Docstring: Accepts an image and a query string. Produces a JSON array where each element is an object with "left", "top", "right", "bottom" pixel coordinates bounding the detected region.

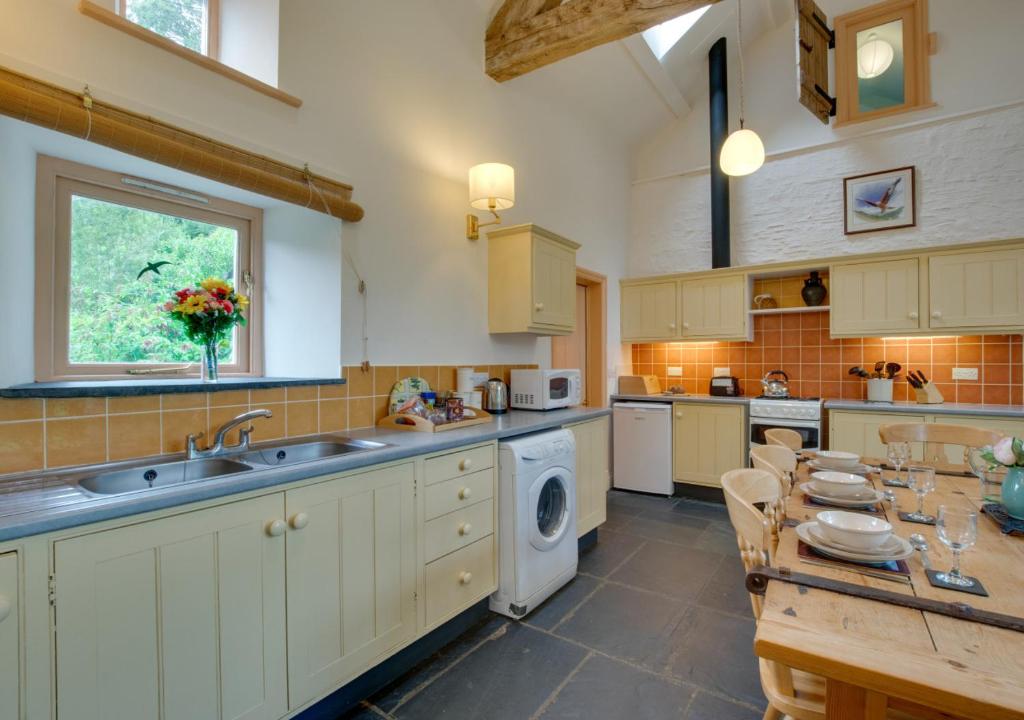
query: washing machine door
[{"left": 527, "top": 465, "right": 574, "bottom": 551}]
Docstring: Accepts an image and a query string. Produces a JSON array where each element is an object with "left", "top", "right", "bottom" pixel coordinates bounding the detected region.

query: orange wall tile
[{"left": 633, "top": 311, "right": 1023, "bottom": 405}]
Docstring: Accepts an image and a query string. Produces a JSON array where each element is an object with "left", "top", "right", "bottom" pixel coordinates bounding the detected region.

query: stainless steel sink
[
  {"left": 239, "top": 439, "right": 389, "bottom": 467},
  {"left": 77, "top": 458, "right": 253, "bottom": 496}
]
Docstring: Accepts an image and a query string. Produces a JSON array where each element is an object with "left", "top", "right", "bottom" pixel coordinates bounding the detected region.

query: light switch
[
  {"left": 667, "top": 367, "right": 683, "bottom": 376},
  {"left": 952, "top": 367, "right": 979, "bottom": 381}
]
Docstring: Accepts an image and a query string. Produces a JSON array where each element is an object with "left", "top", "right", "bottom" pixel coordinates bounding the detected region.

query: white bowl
[
  {"left": 810, "top": 471, "right": 869, "bottom": 498},
  {"left": 814, "top": 450, "right": 861, "bottom": 469},
  {"left": 816, "top": 511, "right": 893, "bottom": 551}
]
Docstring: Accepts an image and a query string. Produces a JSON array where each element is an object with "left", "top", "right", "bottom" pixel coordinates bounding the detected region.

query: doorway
[{"left": 552, "top": 267, "right": 606, "bottom": 407}]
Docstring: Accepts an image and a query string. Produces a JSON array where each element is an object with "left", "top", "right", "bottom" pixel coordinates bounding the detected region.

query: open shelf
[{"left": 749, "top": 305, "right": 830, "bottom": 316}]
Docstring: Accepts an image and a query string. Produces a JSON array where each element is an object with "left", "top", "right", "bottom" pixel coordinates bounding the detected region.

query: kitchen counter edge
[
  {"left": 610, "top": 393, "right": 751, "bottom": 405},
  {"left": 824, "top": 400, "right": 1024, "bottom": 418},
  {"left": 0, "top": 406, "right": 611, "bottom": 543}
]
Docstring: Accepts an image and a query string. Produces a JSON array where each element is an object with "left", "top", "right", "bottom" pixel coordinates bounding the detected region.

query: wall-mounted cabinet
[
  {"left": 488, "top": 223, "right": 580, "bottom": 336},
  {"left": 621, "top": 281, "right": 679, "bottom": 341},
  {"left": 830, "top": 257, "right": 920, "bottom": 336},
  {"left": 620, "top": 274, "right": 750, "bottom": 343},
  {"left": 928, "top": 248, "right": 1024, "bottom": 330}
]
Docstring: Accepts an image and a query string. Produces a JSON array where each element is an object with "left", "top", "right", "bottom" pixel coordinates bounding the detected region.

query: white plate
[
  {"left": 807, "top": 459, "right": 879, "bottom": 475},
  {"left": 800, "top": 482, "right": 884, "bottom": 508},
  {"left": 796, "top": 522, "right": 913, "bottom": 563},
  {"left": 806, "top": 523, "right": 902, "bottom": 556}
]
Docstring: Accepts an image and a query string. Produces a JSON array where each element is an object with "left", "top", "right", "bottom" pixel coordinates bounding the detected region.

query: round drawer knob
[
  {"left": 675, "top": 412, "right": 683, "bottom": 419},
  {"left": 289, "top": 512, "right": 310, "bottom": 530},
  {"left": 682, "top": 322, "right": 690, "bottom": 329},
  {"left": 908, "top": 311, "right": 919, "bottom": 320},
  {"left": 932, "top": 311, "right": 942, "bottom": 319},
  {"left": 265, "top": 520, "right": 287, "bottom": 537},
  {"left": 0, "top": 596, "right": 10, "bottom": 625},
  {"left": 458, "top": 571, "right": 473, "bottom": 586},
  {"left": 668, "top": 323, "right": 676, "bottom": 330},
  {"left": 458, "top": 458, "right": 473, "bottom": 472},
  {"left": 535, "top": 303, "right": 544, "bottom": 311},
  {"left": 458, "top": 523, "right": 472, "bottom": 536},
  {"left": 458, "top": 487, "right": 472, "bottom": 500}
]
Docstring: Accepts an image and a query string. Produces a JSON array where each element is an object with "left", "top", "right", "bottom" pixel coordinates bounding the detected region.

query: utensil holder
[
  {"left": 914, "top": 382, "right": 945, "bottom": 404},
  {"left": 866, "top": 378, "right": 894, "bottom": 403}
]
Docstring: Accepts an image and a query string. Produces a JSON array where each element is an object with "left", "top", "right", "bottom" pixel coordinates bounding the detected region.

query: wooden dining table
[{"left": 754, "top": 460, "right": 1024, "bottom": 720}]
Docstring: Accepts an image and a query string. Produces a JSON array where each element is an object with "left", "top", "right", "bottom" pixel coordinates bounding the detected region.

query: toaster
[{"left": 709, "top": 376, "right": 742, "bottom": 397}]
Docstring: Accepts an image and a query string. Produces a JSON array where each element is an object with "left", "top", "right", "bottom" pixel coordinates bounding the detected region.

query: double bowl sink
[{"left": 75, "top": 438, "right": 390, "bottom": 497}]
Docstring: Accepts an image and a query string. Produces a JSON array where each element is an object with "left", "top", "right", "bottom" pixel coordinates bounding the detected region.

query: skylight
[{"left": 642, "top": 6, "right": 711, "bottom": 60}]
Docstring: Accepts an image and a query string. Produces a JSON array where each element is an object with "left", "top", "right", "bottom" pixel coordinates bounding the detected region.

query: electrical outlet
[
  {"left": 667, "top": 366, "right": 683, "bottom": 377},
  {"left": 714, "top": 367, "right": 731, "bottom": 377},
  {"left": 952, "top": 367, "right": 979, "bottom": 381}
]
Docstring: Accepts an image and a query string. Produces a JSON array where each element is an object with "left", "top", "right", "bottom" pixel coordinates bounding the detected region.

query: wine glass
[
  {"left": 935, "top": 505, "right": 978, "bottom": 587},
  {"left": 906, "top": 465, "right": 936, "bottom": 521},
  {"left": 887, "top": 442, "right": 911, "bottom": 484}
]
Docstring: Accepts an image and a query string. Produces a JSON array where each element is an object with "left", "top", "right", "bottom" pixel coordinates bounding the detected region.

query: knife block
[{"left": 914, "top": 382, "right": 945, "bottom": 404}]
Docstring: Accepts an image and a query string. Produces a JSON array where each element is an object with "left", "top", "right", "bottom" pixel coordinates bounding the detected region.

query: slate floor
[{"left": 343, "top": 490, "right": 764, "bottom": 720}]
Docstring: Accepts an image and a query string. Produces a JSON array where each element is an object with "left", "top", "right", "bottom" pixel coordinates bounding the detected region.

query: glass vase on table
[{"left": 935, "top": 505, "right": 978, "bottom": 588}]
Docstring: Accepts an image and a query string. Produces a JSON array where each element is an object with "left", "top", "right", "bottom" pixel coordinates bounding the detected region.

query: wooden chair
[
  {"left": 750, "top": 444, "right": 798, "bottom": 495},
  {"left": 879, "top": 422, "right": 1004, "bottom": 465},
  {"left": 764, "top": 428, "right": 803, "bottom": 452}
]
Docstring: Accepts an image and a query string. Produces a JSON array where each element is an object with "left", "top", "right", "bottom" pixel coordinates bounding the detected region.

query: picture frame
[{"left": 843, "top": 165, "right": 916, "bottom": 235}]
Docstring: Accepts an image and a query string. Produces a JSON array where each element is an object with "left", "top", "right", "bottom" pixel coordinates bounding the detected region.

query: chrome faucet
[{"left": 186, "top": 408, "right": 273, "bottom": 460}]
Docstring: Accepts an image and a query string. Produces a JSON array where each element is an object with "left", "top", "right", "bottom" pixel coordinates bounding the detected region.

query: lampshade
[
  {"left": 468, "top": 163, "right": 515, "bottom": 210},
  {"left": 720, "top": 128, "right": 765, "bottom": 177},
  {"left": 857, "top": 34, "right": 894, "bottom": 79}
]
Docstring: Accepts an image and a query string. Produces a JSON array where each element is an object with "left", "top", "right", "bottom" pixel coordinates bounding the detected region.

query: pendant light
[
  {"left": 719, "top": 0, "right": 764, "bottom": 177},
  {"left": 857, "top": 32, "right": 894, "bottom": 79}
]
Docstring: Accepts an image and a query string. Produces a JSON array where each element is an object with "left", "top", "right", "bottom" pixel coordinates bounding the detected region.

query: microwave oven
[{"left": 510, "top": 369, "right": 581, "bottom": 410}]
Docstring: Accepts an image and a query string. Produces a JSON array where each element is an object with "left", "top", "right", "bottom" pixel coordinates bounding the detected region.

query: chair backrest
[
  {"left": 879, "top": 422, "right": 1005, "bottom": 464},
  {"left": 721, "top": 468, "right": 785, "bottom": 617},
  {"left": 750, "top": 444, "right": 798, "bottom": 494},
  {"left": 764, "top": 428, "right": 803, "bottom": 452}
]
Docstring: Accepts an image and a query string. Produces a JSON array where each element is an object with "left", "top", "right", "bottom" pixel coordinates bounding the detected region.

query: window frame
[
  {"left": 35, "top": 155, "right": 264, "bottom": 381},
  {"left": 117, "top": 0, "right": 220, "bottom": 59},
  {"left": 833, "top": 0, "right": 933, "bottom": 127}
]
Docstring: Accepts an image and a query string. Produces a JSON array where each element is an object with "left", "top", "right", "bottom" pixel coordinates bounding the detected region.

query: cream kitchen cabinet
[
  {"left": 0, "top": 552, "right": 19, "bottom": 720},
  {"left": 831, "top": 258, "right": 921, "bottom": 336},
  {"left": 673, "top": 402, "right": 746, "bottom": 487},
  {"left": 53, "top": 494, "right": 288, "bottom": 720},
  {"left": 284, "top": 463, "right": 417, "bottom": 709},
  {"left": 679, "top": 274, "right": 749, "bottom": 340},
  {"left": 620, "top": 281, "right": 679, "bottom": 341},
  {"left": 488, "top": 223, "right": 580, "bottom": 335},
  {"left": 567, "top": 415, "right": 610, "bottom": 537},
  {"left": 829, "top": 410, "right": 926, "bottom": 460},
  {"left": 928, "top": 248, "right": 1024, "bottom": 330},
  {"left": 923, "top": 415, "right": 1024, "bottom": 464}
]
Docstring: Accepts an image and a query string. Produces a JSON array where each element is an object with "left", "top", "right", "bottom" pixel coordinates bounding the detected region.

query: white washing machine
[{"left": 490, "top": 429, "right": 578, "bottom": 619}]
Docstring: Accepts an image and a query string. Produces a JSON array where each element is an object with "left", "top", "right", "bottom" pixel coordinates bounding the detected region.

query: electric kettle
[
  {"left": 761, "top": 370, "right": 790, "bottom": 398},
  {"left": 483, "top": 378, "right": 509, "bottom": 414}
]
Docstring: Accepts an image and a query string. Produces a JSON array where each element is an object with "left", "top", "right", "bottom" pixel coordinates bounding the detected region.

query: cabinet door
[
  {"left": 0, "top": 553, "right": 19, "bottom": 720},
  {"left": 620, "top": 282, "right": 678, "bottom": 341},
  {"left": 828, "top": 411, "right": 926, "bottom": 460},
  {"left": 673, "top": 403, "right": 746, "bottom": 487},
  {"left": 54, "top": 495, "right": 287, "bottom": 720},
  {"left": 928, "top": 415, "right": 1024, "bottom": 465},
  {"left": 285, "top": 463, "right": 416, "bottom": 709},
  {"left": 831, "top": 259, "right": 920, "bottom": 335},
  {"left": 569, "top": 416, "right": 610, "bottom": 537},
  {"left": 532, "top": 235, "right": 576, "bottom": 329},
  {"left": 680, "top": 275, "right": 748, "bottom": 339},
  {"left": 929, "top": 249, "right": 1024, "bottom": 330}
]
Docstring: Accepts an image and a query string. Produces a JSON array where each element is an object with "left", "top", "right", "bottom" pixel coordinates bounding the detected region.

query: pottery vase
[
  {"left": 1001, "top": 466, "right": 1024, "bottom": 520},
  {"left": 801, "top": 271, "right": 827, "bottom": 307}
]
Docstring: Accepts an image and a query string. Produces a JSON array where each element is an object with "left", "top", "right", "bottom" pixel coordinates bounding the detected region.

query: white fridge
[{"left": 612, "top": 402, "right": 674, "bottom": 495}]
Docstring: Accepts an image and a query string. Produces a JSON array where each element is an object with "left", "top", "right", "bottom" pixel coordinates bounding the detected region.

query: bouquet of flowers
[
  {"left": 164, "top": 277, "right": 249, "bottom": 381},
  {"left": 981, "top": 437, "right": 1024, "bottom": 468}
]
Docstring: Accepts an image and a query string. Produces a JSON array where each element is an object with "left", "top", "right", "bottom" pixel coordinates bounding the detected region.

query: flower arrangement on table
[
  {"left": 164, "top": 277, "right": 249, "bottom": 382},
  {"left": 980, "top": 436, "right": 1024, "bottom": 520}
]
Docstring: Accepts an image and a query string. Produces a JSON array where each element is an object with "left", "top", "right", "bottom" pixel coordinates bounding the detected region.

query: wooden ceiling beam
[{"left": 486, "top": 0, "right": 719, "bottom": 82}]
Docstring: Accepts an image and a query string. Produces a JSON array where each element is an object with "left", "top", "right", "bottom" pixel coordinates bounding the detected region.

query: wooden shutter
[{"left": 796, "top": 0, "right": 834, "bottom": 124}]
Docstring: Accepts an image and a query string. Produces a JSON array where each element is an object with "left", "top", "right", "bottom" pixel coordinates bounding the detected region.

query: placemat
[
  {"left": 982, "top": 503, "right": 1024, "bottom": 535},
  {"left": 881, "top": 477, "right": 910, "bottom": 489},
  {"left": 898, "top": 511, "right": 936, "bottom": 526},
  {"left": 797, "top": 540, "right": 911, "bottom": 583},
  {"left": 925, "top": 569, "right": 989, "bottom": 596}
]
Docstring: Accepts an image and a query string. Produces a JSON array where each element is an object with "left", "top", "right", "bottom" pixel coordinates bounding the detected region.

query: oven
[{"left": 748, "top": 399, "right": 824, "bottom": 451}]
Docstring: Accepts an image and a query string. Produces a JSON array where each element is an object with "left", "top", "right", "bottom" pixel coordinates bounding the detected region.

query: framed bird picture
[{"left": 843, "top": 166, "right": 916, "bottom": 235}]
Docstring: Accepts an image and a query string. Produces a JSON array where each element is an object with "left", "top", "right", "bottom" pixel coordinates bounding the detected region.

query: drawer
[
  {"left": 424, "top": 499, "right": 494, "bottom": 563},
  {"left": 424, "top": 468, "right": 495, "bottom": 521},
  {"left": 424, "top": 535, "right": 495, "bottom": 628},
  {"left": 424, "top": 444, "right": 494, "bottom": 486}
]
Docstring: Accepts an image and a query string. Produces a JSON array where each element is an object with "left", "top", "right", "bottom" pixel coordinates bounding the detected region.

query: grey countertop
[
  {"left": 0, "top": 406, "right": 610, "bottom": 543},
  {"left": 610, "top": 393, "right": 750, "bottom": 406},
  {"left": 824, "top": 399, "right": 1024, "bottom": 419}
]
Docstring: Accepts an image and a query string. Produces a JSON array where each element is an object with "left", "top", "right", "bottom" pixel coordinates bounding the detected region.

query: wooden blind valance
[{"left": 0, "top": 65, "right": 364, "bottom": 222}]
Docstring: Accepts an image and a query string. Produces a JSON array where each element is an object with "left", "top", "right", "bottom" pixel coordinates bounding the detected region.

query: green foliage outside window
[
  {"left": 69, "top": 195, "right": 238, "bottom": 365},
  {"left": 125, "top": 0, "right": 206, "bottom": 53}
]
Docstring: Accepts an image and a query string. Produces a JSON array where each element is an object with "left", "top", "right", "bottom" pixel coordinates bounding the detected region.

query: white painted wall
[
  {"left": 0, "top": 0, "right": 634, "bottom": 382},
  {"left": 219, "top": 0, "right": 278, "bottom": 86},
  {"left": 0, "top": 116, "right": 342, "bottom": 386},
  {"left": 630, "top": 0, "right": 1024, "bottom": 276}
]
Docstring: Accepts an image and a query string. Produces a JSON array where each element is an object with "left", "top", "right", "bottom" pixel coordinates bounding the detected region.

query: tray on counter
[{"left": 377, "top": 407, "right": 492, "bottom": 433}]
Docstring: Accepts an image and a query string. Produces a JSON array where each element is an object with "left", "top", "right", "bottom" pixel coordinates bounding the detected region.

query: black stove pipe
[{"left": 708, "top": 37, "right": 730, "bottom": 269}]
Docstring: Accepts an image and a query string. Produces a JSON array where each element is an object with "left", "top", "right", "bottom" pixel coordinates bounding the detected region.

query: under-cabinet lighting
[{"left": 122, "top": 176, "right": 210, "bottom": 204}]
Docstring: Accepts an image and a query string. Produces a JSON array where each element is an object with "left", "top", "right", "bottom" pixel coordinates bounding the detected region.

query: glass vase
[{"left": 200, "top": 337, "right": 219, "bottom": 383}]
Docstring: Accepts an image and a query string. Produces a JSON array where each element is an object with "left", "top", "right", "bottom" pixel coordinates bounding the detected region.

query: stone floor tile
[
  {"left": 695, "top": 554, "right": 752, "bottom": 618},
  {"left": 578, "top": 529, "right": 645, "bottom": 578},
  {"left": 526, "top": 573, "right": 602, "bottom": 631},
  {"left": 607, "top": 490, "right": 677, "bottom": 516},
  {"left": 685, "top": 691, "right": 762, "bottom": 720},
  {"left": 620, "top": 515, "right": 706, "bottom": 546},
  {"left": 610, "top": 540, "right": 721, "bottom": 599},
  {"left": 693, "top": 521, "right": 741, "bottom": 556}
]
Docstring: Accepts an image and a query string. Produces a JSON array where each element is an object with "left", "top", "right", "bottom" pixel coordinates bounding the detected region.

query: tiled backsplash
[
  {"left": 631, "top": 311, "right": 1023, "bottom": 405},
  {"left": 0, "top": 364, "right": 534, "bottom": 476}
]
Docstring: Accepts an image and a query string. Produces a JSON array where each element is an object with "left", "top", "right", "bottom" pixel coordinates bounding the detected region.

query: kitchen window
[
  {"left": 35, "top": 156, "right": 262, "bottom": 380},
  {"left": 118, "top": 0, "right": 219, "bottom": 58}
]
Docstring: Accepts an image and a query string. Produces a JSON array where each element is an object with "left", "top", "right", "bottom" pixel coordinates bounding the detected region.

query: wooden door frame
[{"left": 553, "top": 266, "right": 607, "bottom": 408}]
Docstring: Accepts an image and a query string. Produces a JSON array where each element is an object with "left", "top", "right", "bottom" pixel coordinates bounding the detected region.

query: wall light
[
  {"left": 857, "top": 33, "right": 894, "bottom": 79},
  {"left": 466, "top": 162, "right": 514, "bottom": 240}
]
